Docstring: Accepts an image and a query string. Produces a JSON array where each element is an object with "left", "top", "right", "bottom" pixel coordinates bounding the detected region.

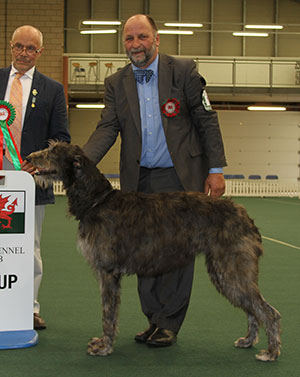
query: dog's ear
[{"left": 73, "top": 156, "right": 83, "bottom": 178}]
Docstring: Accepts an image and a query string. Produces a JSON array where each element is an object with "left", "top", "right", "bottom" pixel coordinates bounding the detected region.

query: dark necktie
[{"left": 134, "top": 69, "right": 154, "bottom": 84}]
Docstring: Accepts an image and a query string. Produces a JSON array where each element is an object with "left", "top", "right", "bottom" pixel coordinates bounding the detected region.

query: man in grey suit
[
  {"left": 0, "top": 25, "right": 70, "bottom": 329},
  {"left": 83, "top": 14, "right": 227, "bottom": 347}
]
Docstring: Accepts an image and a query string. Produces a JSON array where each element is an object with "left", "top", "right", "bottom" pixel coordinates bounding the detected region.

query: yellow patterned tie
[{"left": 6, "top": 72, "right": 23, "bottom": 163}]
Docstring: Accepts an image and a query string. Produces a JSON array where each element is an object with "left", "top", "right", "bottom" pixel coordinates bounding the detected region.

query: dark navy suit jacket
[{"left": 0, "top": 66, "right": 70, "bottom": 204}]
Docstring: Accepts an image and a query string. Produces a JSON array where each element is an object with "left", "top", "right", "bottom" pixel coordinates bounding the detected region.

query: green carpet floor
[{"left": 1, "top": 196, "right": 299, "bottom": 377}]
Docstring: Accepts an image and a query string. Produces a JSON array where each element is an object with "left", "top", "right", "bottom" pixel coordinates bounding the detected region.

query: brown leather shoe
[
  {"left": 34, "top": 313, "right": 47, "bottom": 330},
  {"left": 134, "top": 324, "right": 156, "bottom": 343},
  {"left": 146, "top": 328, "right": 177, "bottom": 347}
]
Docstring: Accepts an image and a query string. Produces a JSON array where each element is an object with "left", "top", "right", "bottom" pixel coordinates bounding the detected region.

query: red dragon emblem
[{"left": 0, "top": 194, "right": 18, "bottom": 229}]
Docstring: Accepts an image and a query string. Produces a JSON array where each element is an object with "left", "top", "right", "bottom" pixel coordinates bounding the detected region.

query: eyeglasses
[{"left": 11, "top": 43, "right": 42, "bottom": 55}]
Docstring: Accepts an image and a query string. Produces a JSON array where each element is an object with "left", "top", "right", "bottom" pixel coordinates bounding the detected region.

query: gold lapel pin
[{"left": 31, "top": 89, "right": 38, "bottom": 107}]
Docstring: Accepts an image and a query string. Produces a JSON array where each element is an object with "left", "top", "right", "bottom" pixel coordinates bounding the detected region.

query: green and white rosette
[{"left": 0, "top": 100, "right": 23, "bottom": 170}]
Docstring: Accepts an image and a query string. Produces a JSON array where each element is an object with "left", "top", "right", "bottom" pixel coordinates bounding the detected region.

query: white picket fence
[
  {"left": 224, "top": 179, "right": 300, "bottom": 197},
  {"left": 53, "top": 181, "right": 65, "bottom": 195},
  {"left": 53, "top": 178, "right": 300, "bottom": 198},
  {"left": 53, "top": 178, "right": 120, "bottom": 195}
]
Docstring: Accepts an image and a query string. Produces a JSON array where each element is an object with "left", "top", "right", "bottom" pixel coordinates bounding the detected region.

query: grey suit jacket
[
  {"left": 83, "top": 54, "right": 227, "bottom": 192},
  {"left": 0, "top": 67, "right": 71, "bottom": 204}
]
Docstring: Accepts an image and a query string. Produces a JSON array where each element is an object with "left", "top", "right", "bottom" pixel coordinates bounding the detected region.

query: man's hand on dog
[
  {"left": 204, "top": 173, "right": 225, "bottom": 197},
  {"left": 21, "top": 160, "right": 38, "bottom": 175}
]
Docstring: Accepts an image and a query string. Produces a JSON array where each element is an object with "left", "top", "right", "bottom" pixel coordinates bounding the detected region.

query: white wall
[
  {"left": 219, "top": 110, "right": 300, "bottom": 181},
  {"left": 69, "top": 108, "right": 300, "bottom": 182},
  {"left": 69, "top": 108, "right": 121, "bottom": 174}
]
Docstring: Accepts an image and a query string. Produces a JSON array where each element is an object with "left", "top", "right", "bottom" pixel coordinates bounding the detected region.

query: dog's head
[{"left": 26, "top": 141, "right": 98, "bottom": 189}]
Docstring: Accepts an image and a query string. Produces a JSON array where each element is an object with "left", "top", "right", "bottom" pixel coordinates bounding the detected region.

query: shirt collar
[
  {"left": 132, "top": 54, "right": 159, "bottom": 75},
  {"left": 10, "top": 64, "right": 35, "bottom": 79}
]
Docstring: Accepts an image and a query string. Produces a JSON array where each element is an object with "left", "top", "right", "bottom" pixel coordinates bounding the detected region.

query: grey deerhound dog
[{"left": 27, "top": 141, "right": 281, "bottom": 361}]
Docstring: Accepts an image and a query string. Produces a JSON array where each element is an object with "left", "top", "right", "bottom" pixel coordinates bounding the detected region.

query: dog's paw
[
  {"left": 255, "top": 349, "right": 280, "bottom": 362},
  {"left": 87, "top": 336, "right": 113, "bottom": 356},
  {"left": 234, "top": 336, "right": 258, "bottom": 348}
]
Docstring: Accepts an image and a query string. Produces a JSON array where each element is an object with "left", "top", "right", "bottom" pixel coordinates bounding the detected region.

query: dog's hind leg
[
  {"left": 251, "top": 298, "right": 281, "bottom": 362},
  {"left": 87, "top": 270, "right": 121, "bottom": 356},
  {"left": 234, "top": 313, "right": 259, "bottom": 348},
  {"left": 234, "top": 292, "right": 281, "bottom": 362},
  {"left": 205, "top": 243, "right": 281, "bottom": 361}
]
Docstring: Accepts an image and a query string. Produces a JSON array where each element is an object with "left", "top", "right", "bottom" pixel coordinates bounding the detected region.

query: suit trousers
[
  {"left": 137, "top": 167, "right": 195, "bottom": 333},
  {"left": 2, "top": 155, "right": 45, "bottom": 314}
]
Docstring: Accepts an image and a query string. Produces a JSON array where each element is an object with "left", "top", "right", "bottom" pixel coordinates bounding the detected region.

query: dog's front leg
[{"left": 87, "top": 270, "right": 121, "bottom": 356}]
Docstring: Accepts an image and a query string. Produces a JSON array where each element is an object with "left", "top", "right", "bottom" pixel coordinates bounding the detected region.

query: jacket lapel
[
  {"left": 123, "top": 66, "right": 141, "bottom": 138},
  {"left": 122, "top": 55, "right": 173, "bottom": 138},
  {"left": 158, "top": 55, "right": 172, "bottom": 133},
  {"left": 24, "top": 69, "right": 41, "bottom": 124},
  {"left": 0, "top": 68, "right": 11, "bottom": 99}
]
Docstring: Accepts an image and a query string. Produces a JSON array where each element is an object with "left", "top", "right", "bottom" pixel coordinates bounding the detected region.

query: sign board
[{"left": 0, "top": 170, "right": 38, "bottom": 348}]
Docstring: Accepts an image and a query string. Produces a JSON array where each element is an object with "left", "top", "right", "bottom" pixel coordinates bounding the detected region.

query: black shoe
[
  {"left": 134, "top": 324, "right": 156, "bottom": 343},
  {"left": 34, "top": 313, "right": 47, "bottom": 330},
  {"left": 146, "top": 328, "right": 177, "bottom": 347}
]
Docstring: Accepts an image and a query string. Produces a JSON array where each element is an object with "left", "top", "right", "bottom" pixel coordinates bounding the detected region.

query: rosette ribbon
[{"left": 0, "top": 100, "right": 23, "bottom": 170}]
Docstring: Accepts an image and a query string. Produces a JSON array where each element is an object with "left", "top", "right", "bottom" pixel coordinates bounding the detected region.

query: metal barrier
[{"left": 66, "top": 54, "right": 300, "bottom": 89}]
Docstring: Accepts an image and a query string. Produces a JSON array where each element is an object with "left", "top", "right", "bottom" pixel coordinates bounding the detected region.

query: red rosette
[
  {"left": 0, "top": 101, "right": 16, "bottom": 126},
  {"left": 161, "top": 98, "right": 180, "bottom": 118},
  {"left": 0, "top": 100, "right": 21, "bottom": 170}
]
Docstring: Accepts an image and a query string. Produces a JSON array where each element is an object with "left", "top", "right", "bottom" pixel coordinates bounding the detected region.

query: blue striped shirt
[{"left": 132, "top": 56, "right": 173, "bottom": 168}]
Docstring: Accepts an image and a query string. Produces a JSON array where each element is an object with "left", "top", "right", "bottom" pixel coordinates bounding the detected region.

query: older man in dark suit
[
  {"left": 0, "top": 25, "right": 70, "bottom": 329},
  {"left": 83, "top": 14, "right": 227, "bottom": 347}
]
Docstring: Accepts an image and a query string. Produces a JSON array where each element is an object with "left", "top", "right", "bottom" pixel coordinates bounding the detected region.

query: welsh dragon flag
[{"left": 0, "top": 191, "right": 25, "bottom": 233}]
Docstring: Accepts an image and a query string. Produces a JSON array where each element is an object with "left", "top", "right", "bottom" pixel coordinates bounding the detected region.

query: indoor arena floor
[{"left": 1, "top": 196, "right": 299, "bottom": 377}]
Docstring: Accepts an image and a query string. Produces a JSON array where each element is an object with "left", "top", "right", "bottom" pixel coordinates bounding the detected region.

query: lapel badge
[
  {"left": 31, "top": 89, "right": 38, "bottom": 108},
  {"left": 202, "top": 90, "right": 212, "bottom": 111}
]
